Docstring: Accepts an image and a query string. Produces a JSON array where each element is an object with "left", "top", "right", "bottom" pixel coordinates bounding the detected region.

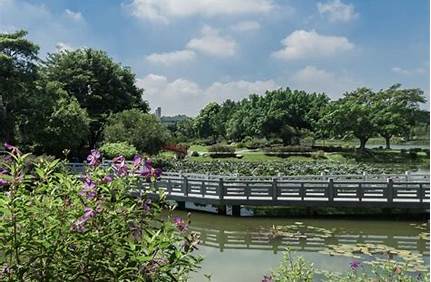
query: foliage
[
  {"left": 266, "top": 251, "right": 314, "bottom": 282},
  {"left": 42, "top": 48, "right": 149, "bottom": 146},
  {"left": 158, "top": 159, "right": 408, "bottom": 176},
  {"left": 207, "top": 145, "right": 235, "bottom": 153},
  {"left": 99, "top": 142, "right": 138, "bottom": 159},
  {"left": 319, "top": 86, "right": 426, "bottom": 150},
  {"left": 175, "top": 117, "right": 196, "bottom": 141},
  {"left": 318, "top": 88, "right": 377, "bottom": 150},
  {"left": 26, "top": 83, "right": 90, "bottom": 156},
  {"left": 193, "top": 103, "right": 223, "bottom": 141},
  {"left": 207, "top": 144, "right": 236, "bottom": 158},
  {"left": 240, "top": 137, "right": 269, "bottom": 149},
  {"left": 0, "top": 145, "right": 201, "bottom": 281},
  {"left": 372, "top": 84, "right": 426, "bottom": 149},
  {"left": 103, "top": 109, "right": 170, "bottom": 155},
  {"left": 265, "top": 250, "right": 429, "bottom": 282},
  {"left": 0, "top": 30, "right": 39, "bottom": 142}
]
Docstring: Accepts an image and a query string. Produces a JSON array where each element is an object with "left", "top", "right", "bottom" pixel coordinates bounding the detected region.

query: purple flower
[
  {"left": 350, "top": 260, "right": 361, "bottom": 270},
  {"left": 4, "top": 143, "right": 20, "bottom": 155},
  {"left": 79, "top": 177, "right": 97, "bottom": 200},
  {"left": 173, "top": 216, "right": 188, "bottom": 232},
  {"left": 71, "top": 207, "right": 97, "bottom": 232},
  {"left": 87, "top": 149, "right": 101, "bottom": 167},
  {"left": 133, "top": 154, "right": 142, "bottom": 168},
  {"left": 101, "top": 175, "right": 113, "bottom": 184},
  {"left": 262, "top": 275, "right": 273, "bottom": 282},
  {"left": 0, "top": 179, "right": 8, "bottom": 187},
  {"left": 139, "top": 162, "right": 152, "bottom": 177},
  {"left": 112, "top": 156, "right": 128, "bottom": 177}
]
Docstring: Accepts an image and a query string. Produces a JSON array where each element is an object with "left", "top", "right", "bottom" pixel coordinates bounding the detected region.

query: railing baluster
[
  {"left": 183, "top": 176, "right": 188, "bottom": 197},
  {"left": 272, "top": 178, "right": 277, "bottom": 201},
  {"left": 387, "top": 178, "right": 394, "bottom": 203},
  {"left": 219, "top": 178, "right": 224, "bottom": 200},
  {"left": 328, "top": 179, "right": 334, "bottom": 201},
  {"left": 300, "top": 183, "right": 305, "bottom": 200}
]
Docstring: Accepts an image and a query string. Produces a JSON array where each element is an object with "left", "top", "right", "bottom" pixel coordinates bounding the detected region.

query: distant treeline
[{"left": 165, "top": 86, "right": 428, "bottom": 150}]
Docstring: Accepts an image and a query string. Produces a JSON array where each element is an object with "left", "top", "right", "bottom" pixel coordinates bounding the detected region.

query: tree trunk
[
  {"left": 385, "top": 135, "right": 391, "bottom": 150},
  {"left": 359, "top": 137, "right": 368, "bottom": 151}
]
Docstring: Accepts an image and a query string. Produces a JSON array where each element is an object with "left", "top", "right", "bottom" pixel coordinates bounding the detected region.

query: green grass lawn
[{"left": 188, "top": 144, "right": 209, "bottom": 152}]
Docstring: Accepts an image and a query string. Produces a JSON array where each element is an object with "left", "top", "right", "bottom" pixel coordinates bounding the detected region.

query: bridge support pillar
[
  {"left": 382, "top": 208, "right": 392, "bottom": 215},
  {"left": 232, "top": 205, "right": 241, "bottom": 217},
  {"left": 177, "top": 201, "right": 186, "bottom": 210},
  {"left": 217, "top": 205, "right": 227, "bottom": 215}
]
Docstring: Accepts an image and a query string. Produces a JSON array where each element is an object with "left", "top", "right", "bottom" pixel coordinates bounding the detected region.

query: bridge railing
[
  {"left": 67, "top": 162, "right": 430, "bottom": 206},
  {"left": 154, "top": 174, "right": 430, "bottom": 206}
]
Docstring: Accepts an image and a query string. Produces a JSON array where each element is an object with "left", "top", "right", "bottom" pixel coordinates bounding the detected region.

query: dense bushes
[
  {"left": 240, "top": 137, "right": 268, "bottom": 149},
  {"left": 0, "top": 145, "right": 200, "bottom": 281},
  {"left": 207, "top": 144, "right": 236, "bottom": 158},
  {"left": 263, "top": 145, "right": 313, "bottom": 157},
  {"left": 99, "top": 142, "right": 138, "bottom": 159}
]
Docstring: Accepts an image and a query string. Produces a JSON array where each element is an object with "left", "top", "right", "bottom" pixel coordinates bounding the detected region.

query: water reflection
[{"left": 179, "top": 212, "right": 430, "bottom": 281}]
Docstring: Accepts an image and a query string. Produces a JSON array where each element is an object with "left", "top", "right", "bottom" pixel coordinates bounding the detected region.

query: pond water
[{"left": 177, "top": 211, "right": 430, "bottom": 282}]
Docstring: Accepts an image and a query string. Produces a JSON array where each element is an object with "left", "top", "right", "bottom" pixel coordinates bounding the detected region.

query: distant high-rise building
[{"left": 155, "top": 107, "right": 161, "bottom": 118}]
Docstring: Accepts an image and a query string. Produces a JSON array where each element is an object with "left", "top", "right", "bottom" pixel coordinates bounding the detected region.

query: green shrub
[
  {"left": 208, "top": 144, "right": 235, "bottom": 153},
  {"left": 191, "top": 151, "right": 200, "bottom": 157},
  {"left": 100, "top": 142, "right": 138, "bottom": 159},
  {"left": 0, "top": 145, "right": 201, "bottom": 281},
  {"left": 241, "top": 137, "right": 268, "bottom": 149}
]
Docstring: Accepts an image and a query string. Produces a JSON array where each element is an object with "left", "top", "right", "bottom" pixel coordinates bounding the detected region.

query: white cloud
[
  {"left": 391, "top": 66, "right": 426, "bottom": 75},
  {"left": 206, "top": 79, "right": 279, "bottom": 102},
  {"left": 125, "top": 0, "right": 273, "bottom": 24},
  {"left": 317, "top": 0, "right": 358, "bottom": 22},
  {"left": 290, "top": 66, "right": 360, "bottom": 98},
  {"left": 186, "top": 26, "right": 237, "bottom": 57},
  {"left": 137, "top": 74, "right": 278, "bottom": 115},
  {"left": 272, "top": 29, "right": 354, "bottom": 60},
  {"left": 231, "top": 20, "right": 261, "bottom": 32},
  {"left": 64, "top": 9, "right": 84, "bottom": 21},
  {"left": 55, "top": 42, "right": 74, "bottom": 52},
  {"left": 146, "top": 50, "right": 196, "bottom": 65}
]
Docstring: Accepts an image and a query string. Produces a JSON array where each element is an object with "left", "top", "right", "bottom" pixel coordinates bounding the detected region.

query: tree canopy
[
  {"left": 42, "top": 48, "right": 149, "bottom": 146},
  {"left": 103, "top": 109, "right": 170, "bottom": 155}
]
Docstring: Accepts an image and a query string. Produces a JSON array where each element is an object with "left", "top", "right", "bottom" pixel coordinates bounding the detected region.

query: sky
[{"left": 1, "top": 0, "right": 429, "bottom": 116}]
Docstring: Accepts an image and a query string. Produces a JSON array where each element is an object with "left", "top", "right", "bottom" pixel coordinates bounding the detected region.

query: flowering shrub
[
  {"left": 264, "top": 250, "right": 429, "bottom": 282},
  {"left": 0, "top": 144, "right": 201, "bottom": 281}
]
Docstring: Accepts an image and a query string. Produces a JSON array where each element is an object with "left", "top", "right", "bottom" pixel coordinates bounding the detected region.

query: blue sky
[{"left": 1, "top": 0, "right": 429, "bottom": 116}]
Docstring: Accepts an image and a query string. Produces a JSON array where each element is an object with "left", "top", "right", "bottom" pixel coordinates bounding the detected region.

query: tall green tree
[
  {"left": 193, "top": 102, "right": 222, "bottom": 141},
  {"left": 372, "top": 84, "right": 426, "bottom": 149},
  {"left": 19, "top": 81, "right": 90, "bottom": 156},
  {"left": 175, "top": 117, "right": 196, "bottom": 140},
  {"left": 0, "top": 30, "right": 39, "bottom": 142},
  {"left": 319, "top": 88, "right": 377, "bottom": 150},
  {"left": 42, "top": 48, "right": 149, "bottom": 147},
  {"left": 103, "top": 109, "right": 170, "bottom": 155}
]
